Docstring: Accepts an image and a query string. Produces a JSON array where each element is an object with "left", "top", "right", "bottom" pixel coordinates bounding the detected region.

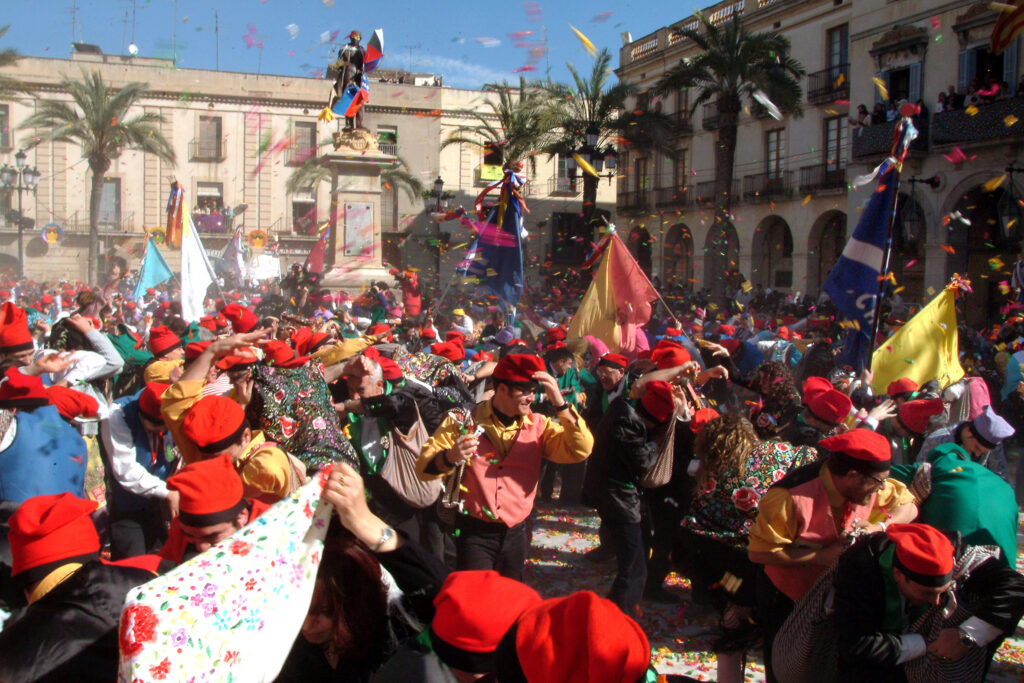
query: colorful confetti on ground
[{"left": 523, "top": 502, "right": 1024, "bottom": 681}]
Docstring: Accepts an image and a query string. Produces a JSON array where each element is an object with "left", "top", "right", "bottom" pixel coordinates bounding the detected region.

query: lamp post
[
  {"left": 430, "top": 176, "right": 445, "bottom": 290},
  {"left": 0, "top": 150, "right": 42, "bottom": 279}
]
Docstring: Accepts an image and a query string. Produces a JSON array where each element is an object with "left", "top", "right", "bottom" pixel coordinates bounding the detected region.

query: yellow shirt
[
  {"left": 748, "top": 463, "right": 915, "bottom": 554},
  {"left": 161, "top": 378, "right": 207, "bottom": 465}
]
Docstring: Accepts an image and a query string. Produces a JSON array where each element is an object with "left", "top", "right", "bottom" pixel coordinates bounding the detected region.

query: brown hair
[{"left": 694, "top": 413, "right": 758, "bottom": 489}]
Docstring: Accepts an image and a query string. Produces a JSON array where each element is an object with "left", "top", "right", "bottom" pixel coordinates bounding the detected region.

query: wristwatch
[
  {"left": 958, "top": 627, "right": 979, "bottom": 649},
  {"left": 372, "top": 526, "right": 395, "bottom": 552}
]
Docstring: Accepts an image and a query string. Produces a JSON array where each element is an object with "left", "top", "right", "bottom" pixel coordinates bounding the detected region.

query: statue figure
[{"left": 330, "top": 30, "right": 366, "bottom": 131}]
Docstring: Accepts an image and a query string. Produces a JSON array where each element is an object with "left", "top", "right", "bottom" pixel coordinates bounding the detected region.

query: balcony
[
  {"left": 931, "top": 97, "right": 1024, "bottom": 145},
  {"left": 617, "top": 189, "right": 649, "bottom": 212},
  {"left": 742, "top": 171, "right": 793, "bottom": 202},
  {"left": 674, "top": 110, "right": 694, "bottom": 136},
  {"left": 798, "top": 163, "right": 847, "bottom": 194},
  {"left": 378, "top": 142, "right": 398, "bottom": 156},
  {"left": 852, "top": 118, "right": 929, "bottom": 158},
  {"left": 188, "top": 137, "right": 226, "bottom": 162},
  {"left": 192, "top": 213, "right": 228, "bottom": 234},
  {"left": 655, "top": 185, "right": 691, "bottom": 207},
  {"left": 549, "top": 175, "right": 579, "bottom": 196},
  {"left": 702, "top": 102, "right": 720, "bottom": 130},
  {"left": 694, "top": 178, "right": 741, "bottom": 205},
  {"left": 284, "top": 145, "right": 317, "bottom": 167},
  {"left": 807, "top": 64, "right": 850, "bottom": 105}
]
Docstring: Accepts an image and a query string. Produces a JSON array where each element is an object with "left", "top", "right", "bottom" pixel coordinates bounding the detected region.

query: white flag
[{"left": 180, "top": 213, "right": 216, "bottom": 322}]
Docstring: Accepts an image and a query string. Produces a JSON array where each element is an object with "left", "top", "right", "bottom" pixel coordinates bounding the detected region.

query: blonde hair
[{"left": 694, "top": 413, "right": 757, "bottom": 490}]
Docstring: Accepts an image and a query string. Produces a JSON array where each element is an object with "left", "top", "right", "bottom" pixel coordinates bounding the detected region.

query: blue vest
[
  {"left": 109, "top": 391, "right": 178, "bottom": 513},
  {"left": 0, "top": 404, "right": 88, "bottom": 503}
]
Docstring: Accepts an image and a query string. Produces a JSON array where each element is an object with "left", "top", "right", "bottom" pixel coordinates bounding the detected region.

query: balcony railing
[
  {"left": 702, "top": 102, "right": 720, "bottom": 130},
  {"left": 378, "top": 142, "right": 399, "bottom": 156},
  {"left": 192, "top": 213, "right": 228, "bottom": 234},
  {"left": 852, "top": 119, "right": 929, "bottom": 158},
  {"left": 674, "top": 110, "right": 694, "bottom": 136},
  {"left": 798, "top": 163, "right": 847, "bottom": 194},
  {"left": 285, "top": 145, "right": 317, "bottom": 167},
  {"left": 549, "top": 175, "right": 579, "bottom": 195},
  {"left": 188, "top": 137, "right": 226, "bottom": 162},
  {"left": 931, "top": 97, "right": 1024, "bottom": 145},
  {"left": 694, "top": 179, "right": 741, "bottom": 205},
  {"left": 742, "top": 171, "right": 793, "bottom": 202},
  {"left": 616, "top": 189, "right": 649, "bottom": 211},
  {"left": 807, "top": 64, "right": 850, "bottom": 105},
  {"left": 655, "top": 185, "right": 691, "bottom": 207}
]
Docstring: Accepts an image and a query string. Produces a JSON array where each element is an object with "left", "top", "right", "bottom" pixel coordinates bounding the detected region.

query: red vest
[
  {"left": 462, "top": 414, "right": 547, "bottom": 527},
  {"left": 765, "top": 475, "right": 876, "bottom": 600}
]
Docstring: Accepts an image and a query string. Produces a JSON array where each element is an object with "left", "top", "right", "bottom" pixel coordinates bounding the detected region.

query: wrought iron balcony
[
  {"left": 549, "top": 175, "right": 579, "bottom": 196},
  {"left": 807, "top": 64, "right": 850, "bottom": 105},
  {"left": 616, "top": 189, "right": 649, "bottom": 211},
  {"left": 694, "top": 178, "right": 741, "bottom": 205},
  {"left": 931, "top": 97, "right": 1024, "bottom": 145},
  {"left": 188, "top": 137, "right": 226, "bottom": 162},
  {"left": 798, "top": 163, "right": 847, "bottom": 194},
  {"left": 654, "top": 185, "right": 691, "bottom": 207},
  {"left": 284, "top": 145, "right": 317, "bottom": 167},
  {"left": 674, "top": 110, "right": 694, "bottom": 136},
  {"left": 852, "top": 119, "right": 929, "bottom": 158},
  {"left": 742, "top": 171, "right": 793, "bottom": 202}
]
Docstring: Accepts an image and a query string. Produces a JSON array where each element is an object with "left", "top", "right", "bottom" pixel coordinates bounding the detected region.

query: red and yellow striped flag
[{"left": 991, "top": 1, "right": 1024, "bottom": 54}]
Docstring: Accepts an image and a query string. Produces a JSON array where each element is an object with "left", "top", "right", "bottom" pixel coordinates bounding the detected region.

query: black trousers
[
  {"left": 755, "top": 570, "right": 794, "bottom": 683},
  {"left": 538, "top": 461, "right": 587, "bottom": 505},
  {"left": 602, "top": 518, "right": 647, "bottom": 615},
  {"left": 455, "top": 515, "right": 529, "bottom": 581}
]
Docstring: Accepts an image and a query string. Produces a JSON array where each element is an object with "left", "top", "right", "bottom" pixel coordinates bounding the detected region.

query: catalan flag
[{"left": 992, "top": 1, "right": 1024, "bottom": 54}]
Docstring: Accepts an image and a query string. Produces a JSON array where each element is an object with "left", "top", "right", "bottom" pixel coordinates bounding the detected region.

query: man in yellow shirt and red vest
[
  {"left": 417, "top": 353, "right": 594, "bottom": 580},
  {"left": 748, "top": 428, "right": 918, "bottom": 682}
]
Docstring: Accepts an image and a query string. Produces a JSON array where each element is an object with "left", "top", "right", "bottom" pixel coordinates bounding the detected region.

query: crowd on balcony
[
  {"left": 936, "top": 75, "right": 1020, "bottom": 113},
  {"left": 192, "top": 197, "right": 224, "bottom": 216}
]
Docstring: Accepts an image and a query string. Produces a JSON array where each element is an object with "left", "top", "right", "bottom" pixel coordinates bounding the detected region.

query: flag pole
[{"left": 867, "top": 116, "right": 911, "bottom": 356}]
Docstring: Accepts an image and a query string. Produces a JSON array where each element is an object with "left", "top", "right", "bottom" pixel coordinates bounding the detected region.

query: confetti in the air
[{"left": 569, "top": 24, "right": 598, "bottom": 57}]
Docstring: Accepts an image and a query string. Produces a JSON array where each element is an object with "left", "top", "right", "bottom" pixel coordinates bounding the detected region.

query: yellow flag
[
  {"left": 567, "top": 240, "right": 621, "bottom": 351},
  {"left": 870, "top": 288, "right": 964, "bottom": 394}
]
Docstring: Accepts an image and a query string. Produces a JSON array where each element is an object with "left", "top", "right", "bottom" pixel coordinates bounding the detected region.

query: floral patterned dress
[{"left": 684, "top": 440, "right": 817, "bottom": 550}]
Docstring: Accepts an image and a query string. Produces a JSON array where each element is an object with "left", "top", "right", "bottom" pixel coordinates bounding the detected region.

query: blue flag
[
  {"left": 133, "top": 236, "right": 174, "bottom": 300},
  {"left": 823, "top": 163, "right": 897, "bottom": 371},
  {"left": 458, "top": 171, "right": 526, "bottom": 306}
]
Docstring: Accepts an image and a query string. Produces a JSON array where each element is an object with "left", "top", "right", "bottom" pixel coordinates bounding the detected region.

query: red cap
[
  {"left": 8, "top": 493, "right": 100, "bottom": 577},
  {"left": 138, "top": 382, "right": 170, "bottom": 422},
  {"left": 806, "top": 389, "right": 852, "bottom": 426},
  {"left": 718, "top": 324, "right": 736, "bottom": 337},
  {"left": 445, "top": 330, "right": 465, "bottom": 345},
  {"left": 430, "top": 341, "right": 465, "bottom": 363},
  {"left": 886, "top": 523, "right": 954, "bottom": 586},
  {"left": 887, "top": 377, "right": 919, "bottom": 398},
  {"left": 0, "top": 367, "right": 49, "bottom": 408},
  {"left": 420, "top": 327, "right": 437, "bottom": 340},
  {"left": 166, "top": 454, "right": 246, "bottom": 526},
  {"left": 777, "top": 326, "right": 790, "bottom": 340},
  {"left": 185, "top": 340, "right": 212, "bottom": 361},
  {"left": 215, "top": 348, "right": 259, "bottom": 372},
  {"left": 45, "top": 385, "right": 99, "bottom": 420},
  {"left": 198, "top": 315, "right": 218, "bottom": 332},
  {"left": 511, "top": 591, "right": 651, "bottom": 683},
  {"left": 690, "top": 407, "right": 720, "bottom": 434},
  {"left": 182, "top": 395, "right": 247, "bottom": 453},
  {"left": 40, "top": 295, "right": 53, "bottom": 305},
  {"left": 475, "top": 351, "right": 494, "bottom": 362},
  {"left": 363, "top": 347, "right": 404, "bottom": 381},
  {"left": 148, "top": 324, "right": 181, "bottom": 357},
  {"left": 802, "top": 376, "right": 833, "bottom": 405},
  {"left": 431, "top": 571, "right": 542, "bottom": 671},
  {"left": 545, "top": 326, "right": 567, "bottom": 343},
  {"left": 304, "top": 332, "right": 332, "bottom": 355},
  {"left": 0, "top": 302, "right": 33, "bottom": 353},
  {"left": 597, "top": 353, "right": 628, "bottom": 370},
  {"left": 221, "top": 303, "right": 259, "bottom": 333},
  {"left": 664, "top": 327, "right": 683, "bottom": 338},
  {"left": 493, "top": 354, "right": 544, "bottom": 384},
  {"left": 720, "top": 338, "right": 741, "bottom": 355},
  {"left": 651, "top": 344, "right": 691, "bottom": 370},
  {"left": 897, "top": 398, "right": 943, "bottom": 435},
  {"left": 640, "top": 380, "right": 675, "bottom": 423},
  {"left": 820, "top": 428, "right": 891, "bottom": 469},
  {"left": 262, "top": 339, "right": 308, "bottom": 369}
]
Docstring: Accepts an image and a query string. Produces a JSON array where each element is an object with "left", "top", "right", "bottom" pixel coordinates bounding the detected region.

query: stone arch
[
  {"left": 662, "top": 222, "right": 694, "bottom": 287},
  {"left": 751, "top": 215, "right": 794, "bottom": 291},
  {"left": 806, "top": 210, "right": 846, "bottom": 295},
  {"left": 703, "top": 221, "right": 741, "bottom": 297}
]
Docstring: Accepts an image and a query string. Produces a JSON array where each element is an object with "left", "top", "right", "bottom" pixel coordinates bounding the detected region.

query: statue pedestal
[{"left": 320, "top": 130, "right": 397, "bottom": 292}]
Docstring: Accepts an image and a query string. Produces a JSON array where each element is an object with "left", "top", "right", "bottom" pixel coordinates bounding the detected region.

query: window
[
  {"left": 824, "top": 116, "right": 847, "bottom": 171},
  {"left": 292, "top": 187, "right": 317, "bottom": 236},
  {"left": 555, "top": 154, "right": 575, "bottom": 192},
  {"left": 295, "top": 121, "right": 316, "bottom": 152},
  {"left": 876, "top": 63, "right": 921, "bottom": 105},
  {"left": 635, "top": 157, "right": 649, "bottom": 195},
  {"left": 636, "top": 91, "right": 650, "bottom": 112},
  {"left": 765, "top": 129, "right": 784, "bottom": 178},
  {"left": 674, "top": 152, "right": 688, "bottom": 190},
  {"left": 550, "top": 212, "right": 588, "bottom": 264},
  {"left": 826, "top": 24, "right": 848, "bottom": 74},
  {"left": 195, "top": 115, "right": 223, "bottom": 160},
  {"left": 483, "top": 142, "right": 502, "bottom": 166},
  {"left": 0, "top": 105, "right": 9, "bottom": 149},
  {"left": 958, "top": 42, "right": 1017, "bottom": 95},
  {"left": 377, "top": 125, "right": 398, "bottom": 154},
  {"left": 195, "top": 182, "right": 223, "bottom": 213},
  {"left": 97, "top": 178, "right": 121, "bottom": 228}
]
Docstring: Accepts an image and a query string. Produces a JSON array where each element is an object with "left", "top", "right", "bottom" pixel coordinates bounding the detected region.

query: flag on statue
[
  {"left": 132, "top": 236, "right": 173, "bottom": 300},
  {"left": 568, "top": 231, "right": 659, "bottom": 357},
  {"left": 180, "top": 213, "right": 216, "bottom": 322},
  {"left": 870, "top": 285, "right": 965, "bottom": 394}
]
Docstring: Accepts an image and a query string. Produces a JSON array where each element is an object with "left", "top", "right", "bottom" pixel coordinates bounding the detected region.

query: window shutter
[
  {"left": 1004, "top": 38, "right": 1019, "bottom": 95},
  {"left": 908, "top": 62, "right": 922, "bottom": 103},
  {"left": 957, "top": 50, "right": 975, "bottom": 92}
]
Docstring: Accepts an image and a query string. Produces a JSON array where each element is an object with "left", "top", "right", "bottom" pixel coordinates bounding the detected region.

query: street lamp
[
  {"left": 432, "top": 176, "right": 444, "bottom": 212},
  {"left": 0, "top": 149, "right": 41, "bottom": 279},
  {"left": 565, "top": 126, "right": 617, "bottom": 186}
]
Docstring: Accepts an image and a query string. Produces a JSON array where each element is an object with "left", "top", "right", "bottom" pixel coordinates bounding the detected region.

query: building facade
[
  {"left": 616, "top": 0, "right": 1023, "bottom": 326},
  {"left": 0, "top": 49, "right": 613, "bottom": 285}
]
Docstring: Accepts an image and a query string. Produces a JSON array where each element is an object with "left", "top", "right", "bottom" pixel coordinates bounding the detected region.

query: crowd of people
[{"left": 0, "top": 260, "right": 1022, "bottom": 682}]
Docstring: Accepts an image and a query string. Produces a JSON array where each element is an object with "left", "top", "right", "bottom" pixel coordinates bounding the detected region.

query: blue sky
[{"left": 1, "top": 1, "right": 675, "bottom": 90}]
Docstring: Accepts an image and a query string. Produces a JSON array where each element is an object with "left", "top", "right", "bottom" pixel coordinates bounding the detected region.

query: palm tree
[
  {"left": 655, "top": 13, "right": 804, "bottom": 216},
  {"left": 544, "top": 48, "right": 676, "bottom": 227},
  {"left": 286, "top": 150, "right": 423, "bottom": 200},
  {"left": 20, "top": 71, "right": 175, "bottom": 283},
  {"left": 441, "top": 77, "right": 556, "bottom": 173},
  {"left": 0, "top": 25, "right": 31, "bottom": 101}
]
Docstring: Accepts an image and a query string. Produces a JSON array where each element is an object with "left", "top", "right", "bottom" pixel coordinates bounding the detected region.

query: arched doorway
[
  {"left": 945, "top": 183, "right": 1018, "bottom": 328},
  {"left": 662, "top": 223, "right": 694, "bottom": 289},
  {"left": 891, "top": 191, "right": 927, "bottom": 303},
  {"left": 807, "top": 211, "right": 846, "bottom": 295},
  {"left": 751, "top": 216, "right": 793, "bottom": 291},
  {"left": 704, "top": 221, "right": 741, "bottom": 298}
]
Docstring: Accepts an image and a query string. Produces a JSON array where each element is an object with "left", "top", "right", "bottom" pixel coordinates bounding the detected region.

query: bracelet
[
  {"left": 553, "top": 402, "right": 570, "bottom": 412},
  {"left": 372, "top": 526, "right": 394, "bottom": 552}
]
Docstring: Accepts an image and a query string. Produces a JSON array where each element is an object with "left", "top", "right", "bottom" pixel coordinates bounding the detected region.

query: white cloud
[{"left": 418, "top": 54, "right": 510, "bottom": 89}]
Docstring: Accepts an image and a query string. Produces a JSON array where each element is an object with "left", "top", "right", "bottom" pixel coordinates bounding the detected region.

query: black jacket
[
  {"left": 583, "top": 397, "right": 659, "bottom": 524},
  {"left": 0, "top": 560, "right": 156, "bottom": 682},
  {"left": 833, "top": 532, "right": 1024, "bottom": 682}
]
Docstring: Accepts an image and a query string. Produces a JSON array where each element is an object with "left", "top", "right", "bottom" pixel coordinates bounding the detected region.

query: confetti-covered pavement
[{"left": 522, "top": 502, "right": 1024, "bottom": 682}]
